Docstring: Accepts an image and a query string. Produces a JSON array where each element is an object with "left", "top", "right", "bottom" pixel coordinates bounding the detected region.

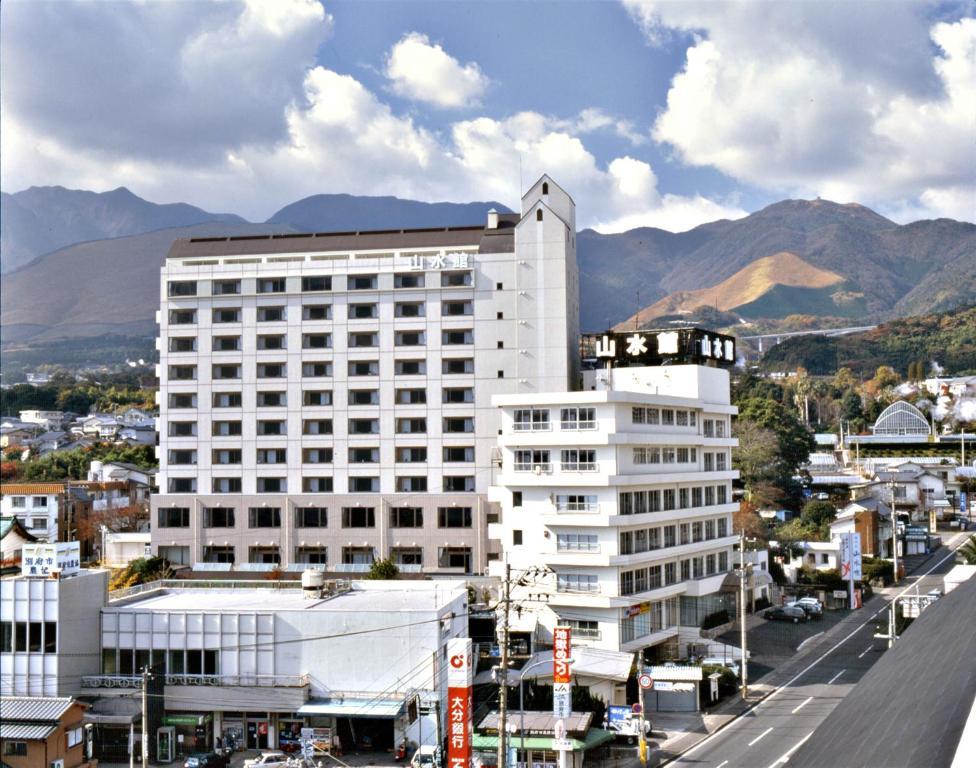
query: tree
[
  {"left": 732, "top": 420, "right": 782, "bottom": 490},
  {"left": 366, "top": 558, "right": 400, "bottom": 580},
  {"left": 840, "top": 389, "right": 864, "bottom": 423},
  {"left": 737, "top": 397, "right": 816, "bottom": 484},
  {"left": 733, "top": 503, "right": 770, "bottom": 544},
  {"left": 800, "top": 501, "right": 837, "bottom": 528}
]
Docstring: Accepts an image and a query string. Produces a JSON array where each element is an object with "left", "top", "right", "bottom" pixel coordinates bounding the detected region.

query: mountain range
[{"left": 1, "top": 186, "right": 973, "bottom": 351}]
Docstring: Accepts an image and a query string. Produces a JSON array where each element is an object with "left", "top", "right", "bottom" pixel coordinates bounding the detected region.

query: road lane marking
[
  {"left": 796, "top": 632, "right": 824, "bottom": 651},
  {"left": 748, "top": 727, "right": 774, "bottom": 746},
  {"left": 858, "top": 644, "right": 873, "bottom": 659},
  {"left": 669, "top": 536, "right": 972, "bottom": 763},
  {"left": 827, "top": 669, "right": 845, "bottom": 684},
  {"left": 716, "top": 762, "right": 729, "bottom": 768},
  {"left": 791, "top": 697, "right": 813, "bottom": 714},
  {"left": 766, "top": 732, "right": 814, "bottom": 767}
]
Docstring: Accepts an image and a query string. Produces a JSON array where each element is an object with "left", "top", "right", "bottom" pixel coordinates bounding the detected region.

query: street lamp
[
  {"left": 889, "top": 480, "right": 899, "bottom": 585},
  {"left": 516, "top": 654, "right": 573, "bottom": 763}
]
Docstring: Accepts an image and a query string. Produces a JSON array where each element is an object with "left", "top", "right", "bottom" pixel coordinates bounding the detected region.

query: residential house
[
  {"left": 27, "top": 430, "right": 74, "bottom": 457},
  {"left": 0, "top": 697, "right": 93, "bottom": 768},
  {"left": 0, "top": 517, "right": 38, "bottom": 572},
  {"left": 19, "top": 410, "right": 66, "bottom": 431},
  {"left": 782, "top": 541, "right": 842, "bottom": 582},
  {"left": 88, "top": 460, "right": 155, "bottom": 502},
  {"left": 0, "top": 427, "right": 38, "bottom": 450},
  {"left": 831, "top": 497, "right": 894, "bottom": 559},
  {"left": 79, "top": 415, "right": 120, "bottom": 440},
  {"left": 120, "top": 408, "right": 155, "bottom": 428}
]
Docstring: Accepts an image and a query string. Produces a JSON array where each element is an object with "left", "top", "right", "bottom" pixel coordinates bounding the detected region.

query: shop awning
[
  {"left": 84, "top": 696, "right": 141, "bottom": 726},
  {"left": 297, "top": 697, "right": 405, "bottom": 718},
  {"left": 472, "top": 728, "right": 614, "bottom": 752}
]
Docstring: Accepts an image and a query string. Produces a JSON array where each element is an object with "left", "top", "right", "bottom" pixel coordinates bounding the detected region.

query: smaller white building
[
  {"left": 101, "top": 531, "right": 152, "bottom": 568},
  {"left": 783, "top": 540, "right": 841, "bottom": 581},
  {"left": 19, "top": 410, "right": 65, "bottom": 431}
]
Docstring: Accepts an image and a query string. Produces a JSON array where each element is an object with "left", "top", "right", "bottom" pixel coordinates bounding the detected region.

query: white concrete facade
[
  {"left": 489, "top": 364, "right": 738, "bottom": 656},
  {"left": 0, "top": 491, "right": 61, "bottom": 541},
  {"left": 151, "top": 176, "right": 579, "bottom": 573}
]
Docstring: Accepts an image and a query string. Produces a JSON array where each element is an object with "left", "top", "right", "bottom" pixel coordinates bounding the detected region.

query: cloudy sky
[{"left": 2, "top": 0, "right": 973, "bottom": 231}]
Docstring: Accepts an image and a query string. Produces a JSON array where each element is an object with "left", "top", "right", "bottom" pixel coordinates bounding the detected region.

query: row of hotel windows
[
  {"left": 166, "top": 416, "right": 475, "bottom": 437},
  {"left": 7, "top": 496, "right": 50, "bottom": 508},
  {"left": 511, "top": 406, "right": 708, "bottom": 431},
  {"left": 0, "top": 621, "right": 57, "bottom": 653},
  {"left": 633, "top": 447, "right": 729, "bottom": 471},
  {"left": 620, "top": 597, "right": 680, "bottom": 643},
  {"left": 514, "top": 449, "right": 597, "bottom": 472},
  {"left": 165, "top": 474, "right": 476, "bottom": 494},
  {"left": 169, "top": 299, "right": 480, "bottom": 327},
  {"left": 617, "top": 484, "right": 730, "bottom": 514},
  {"left": 168, "top": 385, "right": 475, "bottom": 405},
  {"left": 619, "top": 550, "right": 730, "bottom": 596},
  {"left": 167, "top": 271, "right": 471, "bottom": 298},
  {"left": 157, "top": 505, "right": 475, "bottom": 529},
  {"left": 171, "top": 327, "right": 479, "bottom": 353},
  {"left": 156, "top": 544, "right": 474, "bottom": 570},
  {"left": 618, "top": 516, "right": 729, "bottom": 555},
  {"left": 169, "top": 446, "right": 475, "bottom": 465},
  {"left": 631, "top": 407, "right": 698, "bottom": 427}
]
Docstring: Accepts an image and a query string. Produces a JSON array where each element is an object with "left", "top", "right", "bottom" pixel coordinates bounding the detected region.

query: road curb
[{"left": 796, "top": 632, "right": 824, "bottom": 652}]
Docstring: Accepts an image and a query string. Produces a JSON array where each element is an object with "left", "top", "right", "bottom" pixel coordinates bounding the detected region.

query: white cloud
[
  {"left": 623, "top": 1, "right": 976, "bottom": 221},
  {"left": 385, "top": 32, "right": 488, "bottom": 109}
]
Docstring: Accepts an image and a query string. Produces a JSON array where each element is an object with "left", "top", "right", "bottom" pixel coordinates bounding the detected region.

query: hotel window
[
  {"left": 392, "top": 548, "right": 423, "bottom": 566},
  {"left": 705, "top": 520, "right": 716, "bottom": 540},
  {"left": 349, "top": 447, "right": 379, "bottom": 464},
  {"left": 169, "top": 309, "right": 197, "bottom": 324},
  {"left": 168, "top": 280, "right": 196, "bottom": 297},
  {"left": 664, "top": 525, "right": 676, "bottom": 547},
  {"left": 391, "top": 507, "right": 423, "bottom": 528},
  {"left": 514, "top": 449, "right": 550, "bottom": 471},
  {"left": 663, "top": 489, "right": 676, "bottom": 510},
  {"left": 302, "top": 304, "right": 332, "bottom": 321},
  {"left": 719, "top": 551, "right": 729, "bottom": 572},
  {"left": 169, "top": 393, "right": 197, "bottom": 408},
  {"left": 395, "top": 359, "right": 426, "bottom": 375},
  {"left": 705, "top": 486, "right": 716, "bottom": 506},
  {"left": 692, "top": 487, "right": 703, "bottom": 507},
  {"left": 349, "top": 476, "right": 379, "bottom": 492},
  {"left": 302, "top": 477, "right": 334, "bottom": 493},
  {"left": 302, "top": 448, "right": 333, "bottom": 464},
  {"left": 438, "top": 547, "right": 472, "bottom": 570},
  {"left": 397, "top": 447, "right": 428, "bottom": 463},
  {"left": 438, "top": 507, "right": 472, "bottom": 528},
  {"left": 157, "top": 507, "right": 190, "bottom": 527},
  {"left": 257, "top": 277, "right": 286, "bottom": 293},
  {"left": 395, "top": 301, "right": 425, "bottom": 317},
  {"left": 302, "top": 419, "right": 333, "bottom": 435},
  {"left": 443, "top": 387, "right": 474, "bottom": 404},
  {"left": 692, "top": 521, "right": 703, "bottom": 542},
  {"left": 680, "top": 523, "right": 690, "bottom": 545},
  {"left": 395, "top": 330, "right": 425, "bottom": 346},
  {"left": 169, "top": 336, "right": 196, "bottom": 352},
  {"left": 396, "top": 388, "right": 427, "bottom": 405},
  {"left": 444, "top": 476, "right": 473, "bottom": 495},
  {"left": 248, "top": 507, "right": 282, "bottom": 527},
  {"left": 249, "top": 546, "right": 281, "bottom": 564},
  {"left": 295, "top": 507, "right": 328, "bottom": 528},
  {"left": 343, "top": 546, "right": 375, "bottom": 564},
  {"left": 560, "top": 407, "right": 596, "bottom": 429},
  {"left": 513, "top": 408, "right": 549, "bottom": 431},
  {"left": 561, "top": 449, "right": 596, "bottom": 471},
  {"left": 168, "top": 421, "right": 197, "bottom": 436},
  {"left": 443, "top": 446, "right": 474, "bottom": 462},
  {"left": 348, "top": 302, "right": 378, "bottom": 319},
  {"left": 397, "top": 418, "right": 427, "bottom": 434},
  {"left": 665, "top": 562, "right": 677, "bottom": 585},
  {"left": 349, "top": 274, "right": 378, "bottom": 290},
  {"left": 302, "top": 275, "right": 332, "bottom": 292},
  {"left": 395, "top": 273, "right": 424, "bottom": 288},
  {"left": 676, "top": 410, "right": 689, "bottom": 426},
  {"left": 716, "top": 452, "right": 728, "bottom": 471},
  {"left": 441, "top": 271, "right": 472, "bottom": 287},
  {"left": 348, "top": 360, "right": 378, "bottom": 377},
  {"left": 349, "top": 389, "right": 379, "bottom": 406},
  {"left": 718, "top": 518, "right": 728, "bottom": 537},
  {"left": 256, "top": 447, "right": 287, "bottom": 464},
  {"left": 679, "top": 488, "right": 689, "bottom": 508},
  {"left": 303, "top": 333, "right": 331, "bottom": 350},
  {"left": 349, "top": 418, "right": 379, "bottom": 434},
  {"left": 257, "top": 362, "right": 286, "bottom": 378},
  {"left": 661, "top": 409, "right": 675, "bottom": 426},
  {"left": 257, "top": 391, "right": 286, "bottom": 407},
  {"left": 213, "top": 307, "right": 242, "bottom": 323},
  {"left": 442, "top": 329, "right": 473, "bottom": 345},
  {"left": 203, "top": 507, "right": 235, "bottom": 528},
  {"left": 295, "top": 546, "right": 328, "bottom": 565},
  {"left": 443, "top": 417, "right": 474, "bottom": 433},
  {"left": 303, "top": 361, "right": 333, "bottom": 378},
  {"left": 212, "top": 477, "right": 242, "bottom": 493},
  {"left": 257, "top": 334, "right": 286, "bottom": 350},
  {"left": 204, "top": 546, "right": 235, "bottom": 563},
  {"left": 212, "top": 279, "right": 240, "bottom": 295},
  {"left": 442, "top": 300, "right": 473, "bottom": 316},
  {"left": 212, "top": 335, "right": 241, "bottom": 352},
  {"left": 558, "top": 574, "right": 598, "bottom": 593},
  {"left": 342, "top": 507, "right": 376, "bottom": 528},
  {"left": 169, "top": 365, "right": 197, "bottom": 381},
  {"left": 212, "top": 364, "right": 241, "bottom": 380},
  {"left": 443, "top": 358, "right": 474, "bottom": 374},
  {"left": 168, "top": 449, "right": 197, "bottom": 465},
  {"left": 397, "top": 476, "right": 428, "bottom": 492},
  {"left": 256, "top": 420, "right": 286, "bottom": 436},
  {"left": 304, "top": 390, "right": 333, "bottom": 406},
  {"left": 212, "top": 420, "right": 242, "bottom": 436},
  {"left": 717, "top": 485, "right": 728, "bottom": 504},
  {"left": 349, "top": 332, "right": 378, "bottom": 348},
  {"left": 256, "top": 306, "right": 286, "bottom": 322}
]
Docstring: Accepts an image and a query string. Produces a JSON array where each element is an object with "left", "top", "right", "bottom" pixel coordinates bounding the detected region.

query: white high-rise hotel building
[{"left": 151, "top": 176, "right": 579, "bottom": 573}]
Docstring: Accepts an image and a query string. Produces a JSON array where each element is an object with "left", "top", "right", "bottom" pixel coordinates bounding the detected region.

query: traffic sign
[{"left": 638, "top": 673, "right": 653, "bottom": 689}]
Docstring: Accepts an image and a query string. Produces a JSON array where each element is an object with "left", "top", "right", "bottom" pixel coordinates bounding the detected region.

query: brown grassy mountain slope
[{"left": 613, "top": 252, "right": 845, "bottom": 329}]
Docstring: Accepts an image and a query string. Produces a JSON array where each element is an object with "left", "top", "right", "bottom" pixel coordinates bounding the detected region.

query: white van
[
  {"left": 410, "top": 745, "right": 437, "bottom": 767},
  {"left": 701, "top": 657, "right": 740, "bottom": 677}
]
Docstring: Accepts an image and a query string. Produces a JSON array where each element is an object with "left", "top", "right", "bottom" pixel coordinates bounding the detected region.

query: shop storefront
[
  {"left": 163, "top": 713, "right": 212, "bottom": 757},
  {"left": 472, "top": 711, "right": 613, "bottom": 768}
]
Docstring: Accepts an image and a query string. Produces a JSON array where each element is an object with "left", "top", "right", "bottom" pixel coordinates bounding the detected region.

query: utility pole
[
  {"left": 141, "top": 666, "right": 150, "bottom": 768},
  {"left": 496, "top": 562, "right": 512, "bottom": 768},
  {"left": 890, "top": 480, "right": 899, "bottom": 585},
  {"left": 739, "top": 533, "right": 749, "bottom": 700}
]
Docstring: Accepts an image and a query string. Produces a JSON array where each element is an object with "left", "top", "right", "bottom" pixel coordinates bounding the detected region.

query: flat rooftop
[{"left": 107, "top": 581, "right": 466, "bottom": 613}]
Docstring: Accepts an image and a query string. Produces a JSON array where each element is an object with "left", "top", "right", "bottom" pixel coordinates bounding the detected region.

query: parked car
[
  {"left": 764, "top": 605, "right": 808, "bottom": 623},
  {"left": 700, "top": 657, "right": 740, "bottom": 677},
  {"left": 243, "top": 752, "right": 291, "bottom": 768},
  {"left": 787, "top": 598, "right": 823, "bottom": 617},
  {"left": 410, "top": 745, "right": 438, "bottom": 767},
  {"left": 183, "top": 753, "right": 229, "bottom": 768}
]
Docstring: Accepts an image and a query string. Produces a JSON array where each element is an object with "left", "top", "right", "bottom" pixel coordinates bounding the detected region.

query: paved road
[{"left": 663, "top": 532, "right": 970, "bottom": 768}]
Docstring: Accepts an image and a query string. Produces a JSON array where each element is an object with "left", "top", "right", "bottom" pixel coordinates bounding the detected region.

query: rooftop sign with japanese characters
[
  {"left": 582, "top": 327, "right": 737, "bottom": 368},
  {"left": 21, "top": 541, "right": 81, "bottom": 577}
]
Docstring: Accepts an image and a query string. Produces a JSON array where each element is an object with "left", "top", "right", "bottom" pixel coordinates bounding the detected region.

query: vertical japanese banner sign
[
  {"left": 446, "top": 638, "right": 472, "bottom": 768},
  {"left": 553, "top": 626, "right": 573, "bottom": 720}
]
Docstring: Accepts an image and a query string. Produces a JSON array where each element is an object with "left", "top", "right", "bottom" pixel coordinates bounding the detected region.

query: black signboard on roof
[{"left": 581, "top": 327, "right": 737, "bottom": 368}]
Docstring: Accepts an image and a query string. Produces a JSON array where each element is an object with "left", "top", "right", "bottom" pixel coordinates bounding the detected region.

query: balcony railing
[
  {"left": 82, "top": 673, "right": 309, "bottom": 689},
  {"left": 556, "top": 582, "right": 601, "bottom": 594},
  {"left": 561, "top": 462, "right": 598, "bottom": 472},
  {"left": 557, "top": 542, "right": 601, "bottom": 553},
  {"left": 514, "top": 463, "right": 552, "bottom": 473},
  {"left": 513, "top": 422, "right": 551, "bottom": 432},
  {"left": 571, "top": 627, "right": 602, "bottom": 640},
  {"left": 554, "top": 502, "right": 600, "bottom": 513},
  {"left": 560, "top": 420, "right": 597, "bottom": 431}
]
